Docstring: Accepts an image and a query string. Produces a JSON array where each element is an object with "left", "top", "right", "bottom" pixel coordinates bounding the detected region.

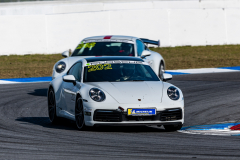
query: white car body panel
[
  {"left": 86, "top": 81, "right": 163, "bottom": 104},
  {"left": 52, "top": 35, "right": 165, "bottom": 80},
  {"left": 49, "top": 57, "right": 184, "bottom": 127}
]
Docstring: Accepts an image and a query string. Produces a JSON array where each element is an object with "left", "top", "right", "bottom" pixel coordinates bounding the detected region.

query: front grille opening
[
  {"left": 94, "top": 108, "right": 182, "bottom": 122},
  {"left": 94, "top": 110, "right": 122, "bottom": 122},
  {"left": 160, "top": 109, "right": 182, "bottom": 121}
]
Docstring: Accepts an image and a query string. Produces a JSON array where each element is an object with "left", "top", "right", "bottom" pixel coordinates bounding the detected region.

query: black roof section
[{"left": 85, "top": 56, "right": 143, "bottom": 62}]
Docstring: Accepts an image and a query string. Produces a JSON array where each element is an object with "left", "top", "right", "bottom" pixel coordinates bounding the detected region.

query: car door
[
  {"left": 62, "top": 62, "right": 82, "bottom": 115},
  {"left": 136, "top": 39, "right": 154, "bottom": 68}
]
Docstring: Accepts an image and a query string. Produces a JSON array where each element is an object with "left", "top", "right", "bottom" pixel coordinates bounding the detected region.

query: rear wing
[{"left": 140, "top": 38, "right": 160, "bottom": 47}]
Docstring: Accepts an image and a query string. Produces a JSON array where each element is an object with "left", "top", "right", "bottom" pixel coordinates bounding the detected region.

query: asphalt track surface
[{"left": 1, "top": 72, "right": 240, "bottom": 159}]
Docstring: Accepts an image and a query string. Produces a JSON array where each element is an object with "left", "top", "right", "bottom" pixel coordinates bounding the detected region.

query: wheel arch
[
  {"left": 160, "top": 59, "right": 165, "bottom": 70},
  {"left": 47, "top": 84, "right": 54, "bottom": 99},
  {"left": 76, "top": 93, "right": 81, "bottom": 100},
  {"left": 149, "top": 51, "right": 165, "bottom": 74},
  {"left": 75, "top": 93, "right": 82, "bottom": 107},
  {"left": 48, "top": 84, "right": 54, "bottom": 91}
]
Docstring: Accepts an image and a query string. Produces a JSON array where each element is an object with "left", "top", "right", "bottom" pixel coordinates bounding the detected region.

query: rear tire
[
  {"left": 164, "top": 124, "right": 182, "bottom": 132},
  {"left": 48, "top": 88, "right": 61, "bottom": 124},
  {"left": 159, "top": 62, "right": 164, "bottom": 80},
  {"left": 75, "top": 97, "right": 88, "bottom": 130}
]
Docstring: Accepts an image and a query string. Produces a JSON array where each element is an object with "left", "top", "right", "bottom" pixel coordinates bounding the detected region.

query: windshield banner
[
  {"left": 85, "top": 61, "right": 148, "bottom": 66},
  {"left": 83, "top": 39, "right": 134, "bottom": 43}
]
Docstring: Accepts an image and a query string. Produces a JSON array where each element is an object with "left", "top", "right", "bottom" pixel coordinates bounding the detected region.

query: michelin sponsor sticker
[{"left": 128, "top": 108, "right": 156, "bottom": 116}]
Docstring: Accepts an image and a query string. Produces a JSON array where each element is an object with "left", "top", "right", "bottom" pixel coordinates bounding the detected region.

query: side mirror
[
  {"left": 62, "top": 51, "right": 69, "bottom": 58},
  {"left": 163, "top": 73, "right": 172, "bottom": 82},
  {"left": 141, "top": 50, "right": 151, "bottom": 58},
  {"left": 63, "top": 75, "right": 76, "bottom": 85}
]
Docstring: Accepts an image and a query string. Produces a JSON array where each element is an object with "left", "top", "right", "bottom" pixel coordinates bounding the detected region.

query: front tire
[
  {"left": 75, "top": 97, "right": 87, "bottom": 130},
  {"left": 159, "top": 62, "right": 164, "bottom": 80},
  {"left": 164, "top": 124, "right": 183, "bottom": 132},
  {"left": 48, "top": 88, "right": 61, "bottom": 124}
]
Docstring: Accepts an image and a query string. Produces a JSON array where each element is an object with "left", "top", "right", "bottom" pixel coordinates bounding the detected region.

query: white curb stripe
[
  {"left": 0, "top": 67, "right": 240, "bottom": 84},
  {"left": 0, "top": 80, "right": 21, "bottom": 84},
  {"left": 166, "top": 68, "right": 238, "bottom": 74},
  {"left": 179, "top": 122, "right": 240, "bottom": 136}
]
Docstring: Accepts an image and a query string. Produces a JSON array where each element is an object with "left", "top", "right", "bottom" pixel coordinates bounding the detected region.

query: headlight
[
  {"left": 89, "top": 88, "right": 106, "bottom": 102},
  {"left": 55, "top": 61, "right": 66, "bottom": 73},
  {"left": 167, "top": 86, "right": 180, "bottom": 100}
]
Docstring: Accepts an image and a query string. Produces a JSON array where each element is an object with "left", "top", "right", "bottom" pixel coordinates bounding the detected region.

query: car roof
[
  {"left": 83, "top": 35, "right": 138, "bottom": 41},
  {"left": 84, "top": 56, "right": 143, "bottom": 63}
]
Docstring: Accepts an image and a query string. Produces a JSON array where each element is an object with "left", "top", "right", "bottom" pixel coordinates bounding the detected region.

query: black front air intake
[
  {"left": 94, "top": 109, "right": 182, "bottom": 122},
  {"left": 94, "top": 110, "right": 122, "bottom": 122},
  {"left": 160, "top": 108, "right": 182, "bottom": 121}
]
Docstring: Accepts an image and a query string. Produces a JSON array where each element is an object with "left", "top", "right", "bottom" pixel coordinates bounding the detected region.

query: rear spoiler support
[{"left": 140, "top": 38, "right": 160, "bottom": 47}]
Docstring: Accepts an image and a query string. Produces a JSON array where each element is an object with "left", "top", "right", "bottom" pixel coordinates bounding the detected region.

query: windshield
[
  {"left": 83, "top": 63, "right": 159, "bottom": 82},
  {"left": 72, "top": 42, "right": 135, "bottom": 57}
]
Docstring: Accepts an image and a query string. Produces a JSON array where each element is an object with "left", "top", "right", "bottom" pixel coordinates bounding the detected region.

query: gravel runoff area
[
  {"left": 0, "top": 72, "right": 240, "bottom": 159},
  {"left": 0, "top": 45, "right": 240, "bottom": 79}
]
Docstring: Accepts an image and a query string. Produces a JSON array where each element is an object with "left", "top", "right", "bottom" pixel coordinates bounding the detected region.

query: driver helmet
[{"left": 120, "top": 43, "right": 131, "bottom": 56}]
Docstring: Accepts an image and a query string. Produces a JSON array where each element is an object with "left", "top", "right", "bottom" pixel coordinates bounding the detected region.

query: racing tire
[
  {"left": 159, "top": 62, "right": 165, "bottom": 81},
  {"left": 164, "top": 124, "right": 183, "bottom": 132},
  {"left": 48, "top": 88, "right": 61, "bottom": 124},
  {"left": 75, "top": 97, "right": 88, "bottom": 131}
]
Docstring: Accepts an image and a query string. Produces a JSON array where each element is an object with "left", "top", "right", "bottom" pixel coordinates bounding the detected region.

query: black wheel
[
  {"left": 159, "top": 62, "right": 164, "bottom": 80},
  {"left": 164, "top": 124, "right": 183, "bottom": 132},
  {"left": 75, "top": 97, "right": 87, "bottom": 130},
  {"left": 48, "top": 88, "right": 61, "bottom": 124}
]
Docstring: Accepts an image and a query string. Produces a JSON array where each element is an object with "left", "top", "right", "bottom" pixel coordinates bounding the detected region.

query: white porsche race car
[
  {"left": 53, "top": 35, "right": 165, "bottom": 80},
  {"left": 48, "top": 56, "right": 184, "bottom": 131}
]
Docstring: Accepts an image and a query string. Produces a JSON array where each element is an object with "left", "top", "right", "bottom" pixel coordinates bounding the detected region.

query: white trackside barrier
[{"left": 0, "top": 0, "right": 240, "bottom": 55}]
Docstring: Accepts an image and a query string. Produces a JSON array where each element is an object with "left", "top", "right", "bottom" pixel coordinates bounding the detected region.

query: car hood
[{"left": 87, "top": 81, "right": 163, "bottom": 104}]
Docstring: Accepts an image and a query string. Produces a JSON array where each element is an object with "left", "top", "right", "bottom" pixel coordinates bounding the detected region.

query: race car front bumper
[
  {"left": 93, "top": 122, "right": 182, "bottom": 127},
  {"left": 84, "top": 108, "right": 183, "bottom": 127}
]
